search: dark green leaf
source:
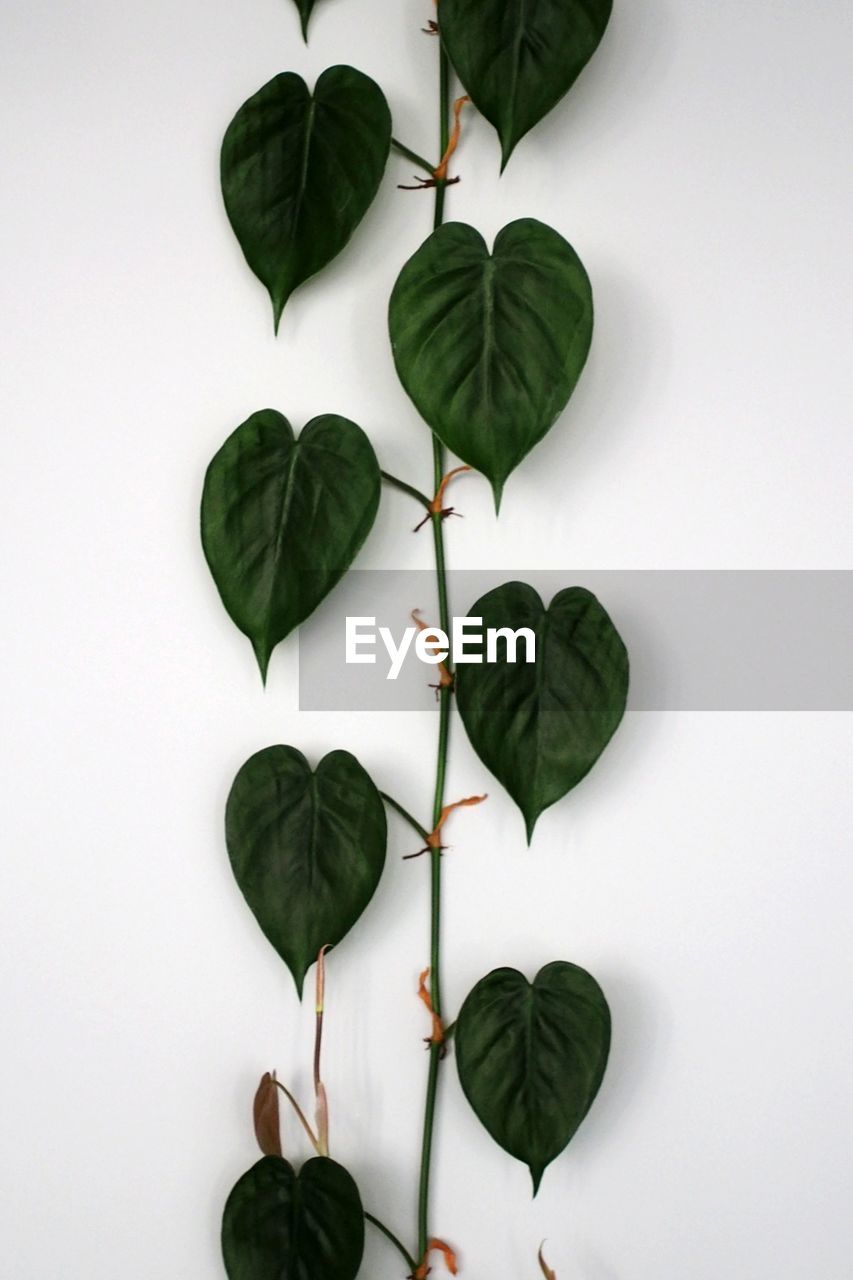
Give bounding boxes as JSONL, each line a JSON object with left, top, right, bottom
{"left": 455, "top": 962, "right": 611, "bottom": 1193}
{"left": 201, "top": 409, "right": 380, "bottom": 681}
{"left": 437, "top": 0, "right": 612, "bottom": 169}
{"left": 222, "top": 1155, "right": 364, "bottom": 1280}
{"left": 292, "top": 0, "right": 316, "bottom": 41}
{"left": 389, "top": 219, "right": 592, "bottom": 508}
{"left": 225, "top": 746, "right": 387, "bottom": 997}
{"left": 455, "top": 582, "right": 628, "bottom": 838}
{"left": 221, "top": 67, "right": 391, "bottom": 329}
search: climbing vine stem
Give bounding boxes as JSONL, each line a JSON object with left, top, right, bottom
{"left": 214, "top": 6, "right": 622, "bottom": 1275}
{"left": 416, "top": 35, "right": 454, "bottom": 1265}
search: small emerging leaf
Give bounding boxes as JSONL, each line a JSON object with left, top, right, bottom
{"left": 222, "top": 1155, "right": 364, "bottom": 1280}
{"left": 253, "top": 1073, "right": 282, "bottom": 1158}
{"left": 438, "top": 0, "right": 612, "bottom": 168}
{"left": 389, "top": 220, "right": 592, "bottom": 507}
{"left": 201, "top": 409, "right": 380, "bottom": 681}
{"left": 455, "top": 582, "right": 628, "bottom": 838}
{"left": 226, "top": 746, "right": 387, "bottom": 997}
{"left": 455, "top": 963, "right": 611, "bottom": 1194}
{"left": 221, "top": 67, "right": 391, "bottom": 328}
{"left": 539, "top": 1244, "right": 557, "bottom": 1280}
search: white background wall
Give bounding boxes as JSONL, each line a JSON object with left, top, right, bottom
{"left": 2, "top": 0, "right": 852, "bottom": 1276}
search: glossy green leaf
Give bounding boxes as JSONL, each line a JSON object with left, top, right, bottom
{"left": 201, "top": 409, "right": 380, "bottom": 681}
{"left": 455, "top": 962, "right": 611, "bottom": 1193}
{"left": 389, "top": 219, "right": 592, "bottom": 508}
{"left": 292, "top": 0, "right": 318, "bottom": 41}
{"left": 221, "top": 67, "right": 391, "bottom": 329}
{"left": 225, "top": 746, "right": 387, "bottom": 997}
{"left": 437, "top": 0, "right": 612, "bottom": 169}
{"left": 455, "top": 582, "right": 628, "bottom": 838}
{"left": 293, "top": 0, "right": 312, "bottom": 40}
{"left": 222, "top": 1155, "right": 364, "bottom": 1280}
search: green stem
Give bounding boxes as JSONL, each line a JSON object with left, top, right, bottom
{"left": 380, "top": 470, "right": 432, "bottom": 511}
{"left": 391, "top": 137, "right": 435, "bottom": 176}
{"left": 432, "top": 45, "right": 452, "bottom": 231}
{"left": 364, "top": 1211, "right": 418, "bottom": 1273}
{"left": 416, "top": 38, "right": 454, "bottom": 1265}
{"left": 380, "top": 791, "right": 431, "bottom": 845}
{"left": 417, "top": 515, "right": 452, "bottom": 1260}
{"left": 417, "top": 1045, "right": 442, "bottom": 1262}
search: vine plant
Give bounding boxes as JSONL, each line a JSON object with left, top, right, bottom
{"left": 201, "top": 2, "right": 626, "bottom": 1277}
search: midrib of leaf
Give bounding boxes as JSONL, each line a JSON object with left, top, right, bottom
{"left": 306, "top": 772, "right": 320, "bottom": 892}
{"left": 522, "top": 982, "right": 548, "bottom": 1184}
{"left": 522, "top": 983, "right": 536, "bottom": 1114}
{"left": 293, "top": 97, "right": 318, "bottom": 245}
{"left": 529, "top": 604, "right": 550, "bottom": 835}
{"left": 290, "top": 1168, "right": 302, "bottom": 1268}
{"left": 478, "top": 257, "right": 497, "bottom": 413}
{"left": 261, "top": 442, "right": 302, "bottom": 658}
{"left": 507, "top": 0, "right": 528, "bottom": 150}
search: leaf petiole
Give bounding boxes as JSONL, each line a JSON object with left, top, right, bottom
{"left": 364, "top": 1211, "right": 418, "bottom": 1272}
{"left": 380, "top": 791, "right": 431, "bottom": 845}
{"left": 380, "top": 470, "right": 433, "bottom": 510}
{"left": 272, "top": 1078, "right": 322, "bottom": 1155}
{"left": 391, "top": 137, "right": 436, "bottom": 175}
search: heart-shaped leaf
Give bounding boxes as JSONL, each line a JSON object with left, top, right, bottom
{"left": 223, "top": 1155, "right": 364, "bottom": 1280}
{"left": 437, "top": 0, "right": 612, "bottom": 169}
{"left": 455, "top": 582, "right": 628, "bottom": 838}
{"left": 201, "top": 409, "right": 380, "bottom": 681}
{"left": 225, "top": 746, "right": 387, "bottom": 996}
{"left": 389, "top": 219, "right": 592, "bottom": 508}
{"left": 455, "top": 962, "right": 611, "bottom": 1193}
{"left": 221, "top": 66, "right": 391, "bottom": 329}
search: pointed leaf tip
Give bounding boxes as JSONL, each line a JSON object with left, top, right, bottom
{"left": 297, "top": 0, "right": 311, "bottom": 42}
{"left": 439, "top": 0, "right": 612, "bottom": 166}
{"left": 252, "top": 637, "right": 271, "bottom": 685}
